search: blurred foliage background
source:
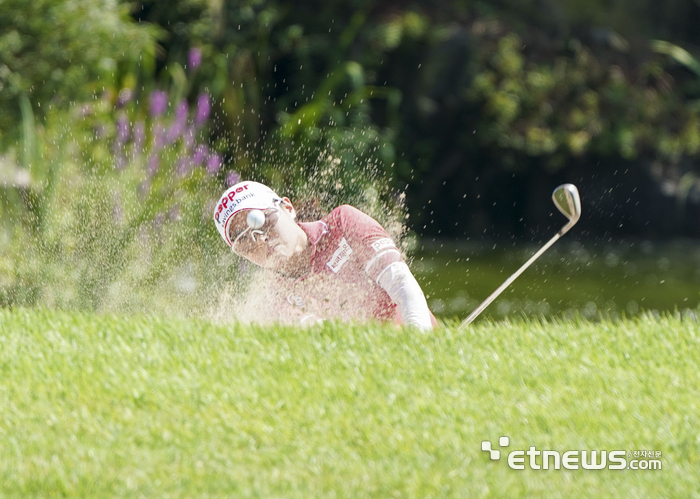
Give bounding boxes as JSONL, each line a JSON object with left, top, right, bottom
{"left": 2, "top": 0, "right": 700, "bottom": 313}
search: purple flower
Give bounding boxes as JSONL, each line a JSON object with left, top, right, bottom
{"left": 167, "top": 125, "right": 183, "bottom": 144}
{"left": 195, "top": 93, "right": 210, "bottom": 126}
{"left": 132, "top": 120, "right": 145, "bottom": 155}
{"left": 193, "top": 144, "right": 208, "bottom": 165}
{"left": 177, "top": 157, "right": 193, "bottom": 177}
{"left": 188, "top": 47, "right": 202, "bottom": 71}
{"left": 116, "top": 114, "right": 130, "bottom": 143}
{"left": 147, "top": 154, "right": 159, "bottom": 177}
{"left": 176, "top": 99, "right": 189, "bottom": 123}
{"left": 114, "top": 151, "right": 126, "bottom": 171}
{"left": 206, "top": 153, "right": 222, "bottom": 175}
{"left": 167, "top": 100, "right": 189, "bottom": 143}
{"left": 150, "top": 90, "right": 168, "bottom": 117}
{"left": 152, "top": 123, "right": 166, "bottom": 151}
{"left": 113, "top": 115, "right": 129, "bottom": 171}
{"left": 226, "top": 170, "right": 241, "bottom": 186}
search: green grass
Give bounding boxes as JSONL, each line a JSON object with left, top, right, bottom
{"left": 1, "top": 308, "right": 698, "bottom": 498}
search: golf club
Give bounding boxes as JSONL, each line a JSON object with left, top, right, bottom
{"left": 458, "top": 183, "right": 582, "bottom": 329}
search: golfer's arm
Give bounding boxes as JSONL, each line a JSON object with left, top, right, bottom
{"left": 377, "top": 262, "right": 433, "bottom": 331}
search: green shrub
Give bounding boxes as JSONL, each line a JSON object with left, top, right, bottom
{"left": 0, "top": 86, "right": 233, "bottom": 313}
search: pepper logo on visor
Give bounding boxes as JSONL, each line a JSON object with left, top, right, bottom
{"left": 214, "top": 184, "right": 251, "bottom": 225}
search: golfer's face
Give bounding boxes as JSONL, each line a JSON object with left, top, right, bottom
{"left": 228, "top": 202, "right": 303, "bottom": 270}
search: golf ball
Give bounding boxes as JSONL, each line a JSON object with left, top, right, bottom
{"left": 246, "top": 209, "right": 265, "bottom": 230}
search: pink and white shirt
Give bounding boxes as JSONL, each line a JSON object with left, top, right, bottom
{"left": 267, "top": 205, "right": 435, "bottom": 325}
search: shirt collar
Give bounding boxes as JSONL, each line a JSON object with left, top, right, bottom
{"left": 298, "top": 220, "right": 329, "bottom": 247}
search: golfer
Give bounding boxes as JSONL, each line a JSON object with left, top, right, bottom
{"left": 214, "top": 181, "right": 436, "bottom": 330}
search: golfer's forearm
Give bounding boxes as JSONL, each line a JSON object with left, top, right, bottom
{"left": 377, "top": 262, "right": 433, "bottom": 331}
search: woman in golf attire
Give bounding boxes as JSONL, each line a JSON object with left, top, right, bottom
{"left": 214, "top": 181, "right": 436, "bottom": 330}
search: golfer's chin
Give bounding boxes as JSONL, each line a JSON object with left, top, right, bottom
{"left": 268, "top": 250, "right": 308, "bottom": 278}
{"left": 248, "top": 251, "right": 284, "bottom": 270}
{"left": 260, "top": 246, "right": 291, "bottom": 271}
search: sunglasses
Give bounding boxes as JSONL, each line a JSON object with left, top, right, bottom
{"left": 229, "top": 202, "right": 283, "bottom": 256}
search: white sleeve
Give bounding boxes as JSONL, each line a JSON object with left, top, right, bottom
{"left": 377, "top": 261, "right": 433, "bottom": 331}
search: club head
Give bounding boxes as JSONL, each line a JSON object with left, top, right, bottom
{"left": 552, "top": 183, "right": 581, "bottom": 233}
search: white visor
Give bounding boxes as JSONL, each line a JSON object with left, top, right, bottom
{"left": 213, "top": 181, "right": 281, "bottom": 246}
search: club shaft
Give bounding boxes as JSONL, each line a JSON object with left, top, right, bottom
{"left": 458, "top": 230, "right": 565, "bottom": 329}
